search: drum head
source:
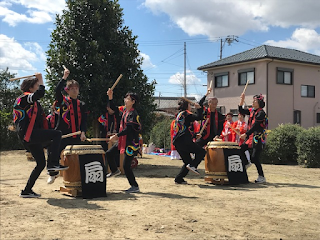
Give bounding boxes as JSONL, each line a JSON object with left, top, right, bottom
{"left": 207, "top": 141, "right": 240, "bottom": 149}
{"left": 63, "top": 145, "right": 105, "bottom": 155}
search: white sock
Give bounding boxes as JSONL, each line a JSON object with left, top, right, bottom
{"left": 245, "top": 150, "right": 251, "bottom": 163}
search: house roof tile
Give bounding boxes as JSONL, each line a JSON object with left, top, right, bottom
{"left": 198, "top": 45, "right": 320, "bottom": 70}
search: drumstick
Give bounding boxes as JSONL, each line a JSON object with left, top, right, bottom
{"left": 61, "top": 131, "right": 81, "bottom": 139}
{"left": 242, "top": 79, "right": 250, "bottom": 94}
{"left": 9, "top": 75, "right": 35, "bottom": 81}
{"left": 227, "top": 123, "right": 241, "bottom": 136}
{"left": 181, "top": 97, "right": 195, "bottom": 106}
{"left": 110, "top": 74, "right": 123, "bottom": 91}
{"left": 62, "top": 65, "right": 67, "bottom": 70}
{"left": 197, "top": 118, "right": 209, "bottom": 139}
{"left": 209, "top": 80, "right": 212, "bottom": 90}
{"left": 86, "top": 138, "right": 109, "bottom": 142}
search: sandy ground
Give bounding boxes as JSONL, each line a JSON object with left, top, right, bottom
{"left": 1, "top": 150, "right": 320, "bottom": 240}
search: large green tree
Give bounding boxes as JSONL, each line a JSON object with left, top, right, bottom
{"left": 0, "top": 68, "right": 23, "bottom": 150}
{"left": 46, "top": 0, "right": 156, "bottom": 137}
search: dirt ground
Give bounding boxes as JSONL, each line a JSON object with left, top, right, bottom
{"left": 1, "top": 150, "right": 320, "bottom": 240}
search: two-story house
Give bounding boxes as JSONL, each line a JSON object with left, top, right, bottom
{"left": 198, "top": 45, "right": 320, "bottom": 129}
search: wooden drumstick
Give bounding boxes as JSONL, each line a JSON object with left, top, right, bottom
{"left": 227, "top": 123, "right": 241, "bottom": 136}
{"left": 242, "top": 79, "right": 250, "bottom": 95}
{"left": 209, "top": 80, "right": 212, "bottom": 90}
{"left": 110, "top": 74, "right": 123, "bottom": 91}
{"left": 86, "top": 138, "right": 109, "bottom": 142}
{"left": 197, "top": 118, "right": 209, "bottom": 139}
{"left": 9, "top": 75, "right": 35, "bottom": 81}
{"left": 62, "top": 65, "right": 67, "bottom": 70}
{"left": 181, "top": 97, "right": 195, "bottom": 106}
{"left": 61, "top": 131, "right": 81, "bottom": 139}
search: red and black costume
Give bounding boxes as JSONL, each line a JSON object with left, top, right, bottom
{"left": 48, "top": 78, "right": 88, "bottom": 177}
{"left": 196, "top": 95, "right": 224, "bottom": 147}
{"left": 239, "top": 105, "right": 266, "bottom": 177}
{"left": 173, "top": 108, "right": 205, "bottom": 184}
{"left": 107, "top": 105, "right": 141, "bottom": 187}
{"left": 98, "top": 97, "right": 119, "bottom": 151}
{"left": 13, "top": 85, "right": 62, "bottom": 193}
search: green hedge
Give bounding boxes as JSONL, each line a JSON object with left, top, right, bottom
{"left": 261, "top": 124, "right": 303, "bottom": 165}
{"left": 297, "top": 127, "right": 320, "bottom": 168}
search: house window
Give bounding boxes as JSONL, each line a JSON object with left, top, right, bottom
{"left": 301, "top": 85, "right": 315, "bottom": 98}
{"left": 217, "top": 106, "right": 225, "bottom": 114}
{"left": 214, "top": 72, "right": 229, "bottom": 88}
{"left": 238, "top": 68, "right": 255, "bottom": 85}
{"left": 277, "top": 67, "right": 293, "bottom": 85}
{"left": 317, "top": 113, "right": 320, "bottom": 123}
{"left": 294, "top": 110, "right": 301, "bottom": 125}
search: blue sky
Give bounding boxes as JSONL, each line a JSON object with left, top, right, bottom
{"left": 1, "top": 0, "right": 320, "bottom": 100}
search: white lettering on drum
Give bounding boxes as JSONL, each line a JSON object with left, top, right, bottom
{"left": 84, "top": 161, "right": 104, "bottom": 184}
{"left": 228, "top": 155, "right": 243, "bottom": 172}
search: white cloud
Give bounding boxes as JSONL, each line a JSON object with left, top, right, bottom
{"left": 143, "top": 0, "right": 320, "bottom": 39}
{"left": 265, "top": 28, "right": 320, "bottom": 53}
{"left": 0, "top": 34, "right": 45, "bottom": 72}
{"left": 0, "top": 0, "right": 65, "bottom": 26}
{"left": 169, "top": 70, "right": 201, "bottom": 85}
{"left": 139, "top": 52, "right": 156, "bottom": 69}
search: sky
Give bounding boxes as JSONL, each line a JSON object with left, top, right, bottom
{"left": 1, "top": 0, "right": 320, "bottom": 100}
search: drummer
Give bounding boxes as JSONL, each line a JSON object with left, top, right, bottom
{"left": 172, "top": 98, "right": 205, "bottom": 184}
{"left": 196, "top": 89, "right": 224, "bottom": 147}
{"left": 239, "top": 93, "right": 267, "bottom": 183}
{"left": 47, "top": 67, "right": 88, "bottom": 184}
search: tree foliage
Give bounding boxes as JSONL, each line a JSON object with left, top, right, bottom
{"left": 45, "top": 0, "right": 156, "bottom": 136}
{"left": 0, "top": 68, "right": 23, "bottom": 150}
{"left": 149, "top": 117, "right": 172, "bottom": 149}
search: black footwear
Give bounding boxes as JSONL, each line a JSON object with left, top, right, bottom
{"left": 186, "top": 164, "right": 200, "bottom": 175}
{"left": 20, "top": 190, "right": 41, "bottom": 198}
{"left": 47, "top": 165, "right": 69, "bottom": 171}
{"left": 175, "top": 179, "right": 188, "bottom": 185}
{"left": 106, "top": 169, "right": 121, "bottom": 178}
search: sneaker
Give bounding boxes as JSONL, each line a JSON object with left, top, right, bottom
{"left": 186, "top": 164, "right": 200, "bottom": 175}
{"left": 255, "top": 176, "right": 266, "bottom": 183}
{"left": 245, "top": 162, "right": 252, "bottom": 170}
{"left": 47, "top": 165, "right": 69, "bottom": 171}
{"left": 47, "top": 175, "right": 59, "bottom": 184}
{"left": 175, "top": 179, "right": 188, "bottom": 185}
{"left": 106, "top": 169, "right": 121, "bottom": 178}
{"left": 20, "top": 190, "right": 41, "bottom": 198}
{"left": 125, "top": 186, "right": 140, "bottom": 193}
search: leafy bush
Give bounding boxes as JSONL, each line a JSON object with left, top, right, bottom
{"left": 297, "top": 127, "right": 320, "bottom": 168}
{"left": 149, "top": 117, "right": 172, "bottom": 149}
{"left": 260, "top": 124, "right": 304, "bottom": 164}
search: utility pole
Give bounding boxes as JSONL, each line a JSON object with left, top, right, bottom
{"left": 184, "top": 42, "right": 187, "bottom": 97}
{"left": 220, "top": 35, "right": 238, "bottom": 59}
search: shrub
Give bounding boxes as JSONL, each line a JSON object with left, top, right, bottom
{"left": 149, "top": 117, "right": 172, "bottom": 149}
{"left": 260, "top": 124, "right": 304, "bottom": 164}
{"left": 297, "top": 127, "right": 320, "bottom": 168}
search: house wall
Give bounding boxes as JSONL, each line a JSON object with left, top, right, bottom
{"left": 268, "top": 61, "right": 320, "bottom": 128}
{"left": 206, "top": 60, "right": 320, "bottom": 129}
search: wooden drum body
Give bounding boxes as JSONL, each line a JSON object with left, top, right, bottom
{"left": 204, "top": 141, "right": 240, "bottom": 184}
{"left": 60, "top": 145, "right": 105, "bottom": 197}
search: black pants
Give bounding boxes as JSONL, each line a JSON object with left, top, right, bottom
{"left": 106, "top": 143, "right": 138, "bottom": 187}
{"left": 23, "top": 129, "right": 62, "bottom": 192}
{"left": 241, "top": 143, "right": 264, "bottom": 177}
{"left": 49, "top": 137, "right": 81, "bottom": 177}
{"left": 174, "top": 137, "right": 206, "bottom": 183}
{"left": 106, "top": 142, "right": 120, "bottom": 173}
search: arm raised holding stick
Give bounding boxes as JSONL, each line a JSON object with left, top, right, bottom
{"left": 9, "top": 75, "right": 36, "bottom": 81}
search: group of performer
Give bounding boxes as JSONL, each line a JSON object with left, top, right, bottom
{"left": 171, "top": 88, "right": 267, "bottom": 184}
{"left": 13, "top": 68, "right": 141, "bottom": 198}
{"left": 12, "top": 67, "right": 267, "bottom": 198}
